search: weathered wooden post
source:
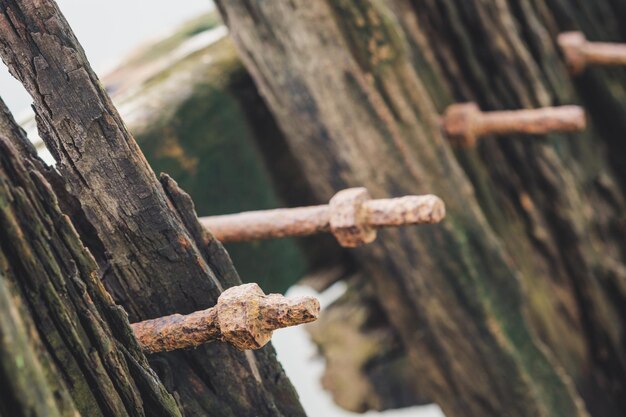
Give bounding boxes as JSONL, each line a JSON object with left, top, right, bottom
{"left": 0, "top": 105, "right": 182, "bottom": 417}
{"left": 215, "top": 1, "right": 626, "bottom": 416}
{"left": 0, "top": 1, "right": 306, "bottom": 415}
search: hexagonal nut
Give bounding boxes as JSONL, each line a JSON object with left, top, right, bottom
{"left": 216, "top": 283, "right": 272, "bottom": 350}
{"left": 442, "top": 103, "right": 481, "bottom": 147}
{"left": 329, "top": 187, "right": 377, "bottom": 248}
{"left": 557, "top": 32, "right": 587, "bottom": 75}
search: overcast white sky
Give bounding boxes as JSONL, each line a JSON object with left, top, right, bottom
{"left": 0, "top": 0, "right": 212, "bottom": 117}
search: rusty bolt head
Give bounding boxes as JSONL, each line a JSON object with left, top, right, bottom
{"left": 558, "top": 32, "right": 588, "bottom": 75}
{"left": 329, "top": 187, "right": 377, "bottom": 248}
{"left": 217, "top": 283, "right": 320, "bottom": 350}
{"left": 442, "top": 103, "right": 481, "bottom": 147}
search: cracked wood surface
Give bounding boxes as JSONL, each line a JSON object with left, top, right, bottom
{"left": 0, "top": 107, "right": 182, "bottom": 417}
{"left": 216, "top": 1, "right": 626, "bottom": 416}
{"left": 0, "top": 1, "right": 305, "bottom": 416}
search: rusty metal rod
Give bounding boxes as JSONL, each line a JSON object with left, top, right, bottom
{"left": 199, "top": 188, "right": 445, "bottom": 248}
{"left": 558, "top": 31, "right": 626, "bottom": 75}
{"left": 201, "top": 205, "right": 331, "bottom": 242}
{"left": 475, "top": 106, "right": 585, "bottom": 136}
{"left": 131, "top": 283, "right": 319, "bottom": 353}
{"left": 442, "top": 103, "right": 586, "bottom": 147}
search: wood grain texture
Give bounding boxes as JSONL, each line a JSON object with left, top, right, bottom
{"left": 394, "top": 1, "right": 626, "bottom": 415}
{"left": 216, "top": 0, "right": 626, "bottom": 416}
{"left": 0, "top": 125, "right": 181, "bottom": 417}
{"left": 0, "top": 1, "right": 305, "bottom": 416}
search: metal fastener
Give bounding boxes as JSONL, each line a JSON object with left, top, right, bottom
{"left": 558, "top": 31, "right": 626, "bottom": 75}
{"left": 131, "top": 283, "right": 320, "bottom": 353}
{"left": 199, "top": 187, "right": 446, "bottom": 248}
{"left": 442, "top": 103, "right": 586, "bottom": 147}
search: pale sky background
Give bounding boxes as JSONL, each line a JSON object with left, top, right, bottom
{"left": 0, "top": 2, "right": 444, "bottom": 416}
{"left": 0, "top": 0, "right": 211, "bottom": 117}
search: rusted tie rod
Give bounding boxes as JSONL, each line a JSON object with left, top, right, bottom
{"left": 132, "top": 283, "right": 319, "bottom": 353}
{"left": 199, "top": 187, "right": 446, "bottom": 248}
{"left": 558, "top": 32, "right": 626, "bottom": 75}
{"left": 442, "top": 103, "right": 586, "bottom": 147}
